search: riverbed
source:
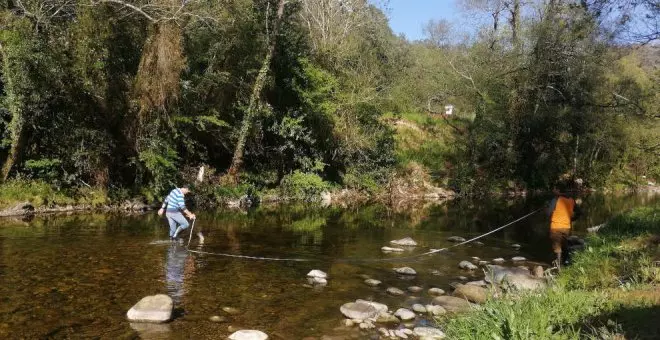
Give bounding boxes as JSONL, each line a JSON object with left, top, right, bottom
{"left": 0, "top": 192, "right": 657, "bottom": 339}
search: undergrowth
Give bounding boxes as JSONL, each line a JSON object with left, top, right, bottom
{"left": 440, "top": 207, "right": 660, "bottom": 340}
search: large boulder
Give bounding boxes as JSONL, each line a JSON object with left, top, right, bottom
{"left": 355, "top": 300, "right": 388, "bottom": 314}
{"left": 390, "top": 237, "right": 418, "bottom": 246}
{"left": 228, "top": 330, "right": 269, "bottom": 340}
{"left": 432, "top": 296, "right": 473, "bottom": 313}
{"left": 485, "top": 265, "right": 547, "bottom": 291}
{"left": 340, "top": 301, "right": 379, "bottom": 320}
{"left": 452, "top": 284, "right": 489, "bottom": 304}
{"left": 126, "top": 294, "right": 173, "bottom": 323}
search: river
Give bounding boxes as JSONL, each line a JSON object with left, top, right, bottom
{"left": 0, "top": 192, "right": 657, "bottom": 339}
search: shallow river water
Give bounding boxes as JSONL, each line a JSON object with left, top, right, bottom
{"left": 0, "top": 192, "right": 657, "bottom": 339}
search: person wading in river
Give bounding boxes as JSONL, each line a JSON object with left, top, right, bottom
{"left": 158, "top": 185, "right": 199, "bottom": 242}
{"left": 547, "top": 180, "right": 581, "bottom": 269}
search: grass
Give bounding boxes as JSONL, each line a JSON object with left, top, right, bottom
{"left": 439, "top": 207, "right": 660, "bottom": 340}
{"left": 0, "top": 180, "right": 109, "bottom": 210}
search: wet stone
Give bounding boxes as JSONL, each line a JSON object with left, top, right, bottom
{"left": 492, "top": 258, "right": 506, "bottom": 264}
{"left": 126, "top": 294, "right": 173, "bottom": 323}
{"left": 387, "top": 287, "right": 405, "bottom": 296}
{"left": 412, "top": 304, "right": 427, "bottom": 313}
{"left": 390, "top": 237, "right": 418, "bottom": 246}
{"left": 459, "top": 261, "right": 478, "bottom": 270}
{"left": 223, "top": 307, "right": 241, "bottom": 315}
{"left": 209, "top": 315, "right": 226, "bottom": 323}
{"left": 408, "top": 286, "right": 423, "bottom": 293}
{"left": 394, "top": 267, "right": 417, "bottom": 275}
{"left": 511, "top": 256, "right": 526, "bottom": 262}
{"left": 340, "top": 302, "right": 379, "bottom": 320}
{"left": 364, "top": 279, "right": 381, "bottom": 287}
{"left": 447, "top": 236, "right": 466, "bottom": 243}
{"left": 425, "top": 305, "right": 446, "bottom": 316}
{"left": 394, "top": 308, "right": 415, "bottom": 321}
{"left": 228, "top": 330, "right": 269, "bottom": 340}
{"left": 307, "top": 270, "right": 328, "bottom": 279}
{"left": 413, "top": 326, "right": 446, "bottom": 339}
{"left": 428, "top": 288, "right": 445, "bottom": 296}
{"left": 382, "top": 246, "right": 405, "bottom": 253}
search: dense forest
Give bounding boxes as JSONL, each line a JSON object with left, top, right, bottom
{"left": 0, "top": 0, "right": 658, "bottom": 206}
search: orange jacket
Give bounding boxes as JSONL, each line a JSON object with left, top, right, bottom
{"left": 549, "top": 196, "right": 575, "bottom": 229}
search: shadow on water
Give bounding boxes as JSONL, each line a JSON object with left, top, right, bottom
{"left": 0, "top": 192, "right": 657, "bottom": 338}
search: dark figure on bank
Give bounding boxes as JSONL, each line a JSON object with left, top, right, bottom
{"left": 547, "top": 181, "right": 581, "bottom": 269}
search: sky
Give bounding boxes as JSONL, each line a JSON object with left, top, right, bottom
{"left": 385, "top": 0, "right": 461, "bottom": 41}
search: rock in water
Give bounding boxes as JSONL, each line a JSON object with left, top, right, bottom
{"left": 364, "top": 279, "right": 382, "bottom": 287}
{"left": 307, "top": 270, "right": 328, "bottom": 279}
{"left": 355, "top": 300, "right": 388, "bottom": 314}
{"left": 387, "top": 287, "right": 405, "bottom": 296}
{"left": 511, "top": 256, "right": 526, "bottom": 262}
{"left": 533, "top": 266, "right": 544, "bottom": 278}
{"left": 209, "top": 315, "right": 226, "bottom": 323}
{"left": 447, "top": 236, "right": 466, "bottom": 242}
{"left": 413, "top": 327, "right": 446, "bottom": 339}
{"left": 425, "top": 305, "right": 446, "bottom": 316}
{"left": 394, "top": 267, "right": 417, "bottom": 275}
{"left": 452, "top": 284, "right": 489, "bottom": 304}
{"left": 432, "top": 296, "right": 473, "bottom": 313}
{"left": 394, "top": 329, "right": 409, "bottom": 339}
{"left": 412, "top": 304, "right": 427, "bottom": 313}
{"left": 485, "top": 265, "right": 546, "bottom": 291}
{"left": 308, "top": 277, "right": 328, "bottom": 286}
{"left": 408, "top": 286, "right": 423, "bottom": 293}
{"left": 228, "top": 330, "right": 269, "bottom": 340}
{"left": 428, "top": 288, "right": 445, "bottom": 296}
{"left": 511, "top": 244, "right": 522, "bottom": 248}
{"left": 340, "top": 302, "right": 379, "bottom": 320}
{"left": 459, "top": 260, "right": 478, "bottom": 270}
{"left": 390, "top": 237, "right": 418, "bottom": 246}
{"left": 364, "top": 279, "right": 381, "bottom": 287}
{"left": 382, "top": 246, "right": 405, "bottom": 252}
{"left": 394, "top": 308, "right": 416, "bottom": 321}
{"left": 375, "top": 312, "right": 400, "bottom": 324}
{"left": 223, "top": 307, "right": 241, "bottom": 315}
{"left": 126, "top": 294, "right": 173, "bottom": 323}
{"left": 492, "top": 258, "right": 506, "bottom": 264}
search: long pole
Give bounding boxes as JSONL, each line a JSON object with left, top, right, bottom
{"left": 187, "top": 219, "right": 196, "bottom": 247}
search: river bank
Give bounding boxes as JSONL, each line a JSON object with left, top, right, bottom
{"left": 438, "top": 207, "right": 660, "bottom": 339}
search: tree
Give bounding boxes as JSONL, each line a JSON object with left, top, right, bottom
{"left": 227, "top": 0, "right": 287, "bottom": 182}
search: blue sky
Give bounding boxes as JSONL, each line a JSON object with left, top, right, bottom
{"left": 385, "top": 0, "right": 460, "bottom": 41}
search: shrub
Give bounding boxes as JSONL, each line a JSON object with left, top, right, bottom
{"left": 280, "top": 171, "right": 331, "bottom": 201}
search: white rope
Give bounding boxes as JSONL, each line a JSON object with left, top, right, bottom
{"left": 184, "top": 208, "right": 542, "bottom": 263}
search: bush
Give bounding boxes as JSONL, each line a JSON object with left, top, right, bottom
{"left": 0, "top": 180, "right": 74, "bottom": 208}
{"left": 280, "top": 171, "right": 332, "bottom": 201}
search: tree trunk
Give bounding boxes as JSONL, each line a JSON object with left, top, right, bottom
{"left": 0, "top": 43, "right": 26, "bottom": 182}
{"left": 510, "top": 0, "right": 520, "bottom": 45}
{"left": 227, "top": 0, "right": 286, "bottom": 182}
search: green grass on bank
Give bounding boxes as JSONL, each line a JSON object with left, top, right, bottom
{"left": 440, "top": 207, "right": 660, "bottom": 340}
{"left": 0, "top": 180, "right": 109, "bottom": 210}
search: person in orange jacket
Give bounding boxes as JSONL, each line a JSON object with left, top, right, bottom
{"left": 546, "top": 181, "right": 581, "bottom": 269}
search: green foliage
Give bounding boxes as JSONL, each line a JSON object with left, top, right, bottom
{"left": 280, "top": 171, "right": 332, "bottom": 201}
{"left": 559, "top": 207, "right": 660, "bottom": 290}
{"left": 443, "top": 289, "right": 607, "bottom": 340}
{"left": 442, "top": 208, "right": 660, "bottom": 340}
